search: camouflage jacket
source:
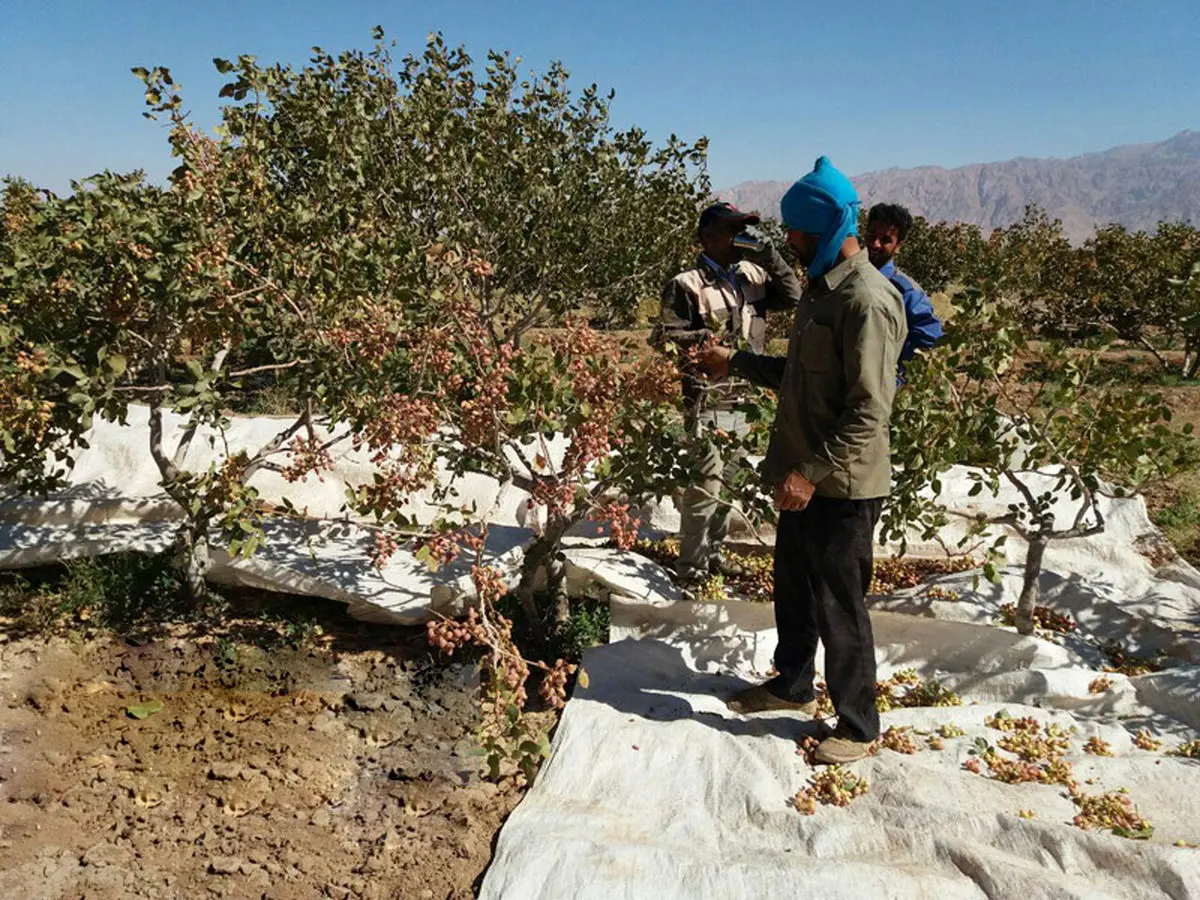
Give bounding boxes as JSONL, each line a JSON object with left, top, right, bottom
{"left": 652, "top": 246, "right": 803, "bottom": 413}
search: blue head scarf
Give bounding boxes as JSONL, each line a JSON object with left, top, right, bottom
{"left": 779, "top": 156, "right": 860, "bottom": 279}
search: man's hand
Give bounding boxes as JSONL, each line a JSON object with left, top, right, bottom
{"left": 696, "top": 344, "right": 733, "bottom": 381}
{"left": 775, "top": 471, "right": 816, "bottom": 511}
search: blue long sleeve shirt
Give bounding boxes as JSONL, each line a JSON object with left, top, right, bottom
{"left": 879, "top": 259, "right": 943, "bottom": 362}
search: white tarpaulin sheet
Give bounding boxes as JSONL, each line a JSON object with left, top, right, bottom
{"left": 5, "top": 407, "right": 1199, "bottom": 638}
{"left": 480, "top": 598, "right": 1200, "bottom": 899}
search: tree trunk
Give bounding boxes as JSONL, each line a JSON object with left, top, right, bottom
{"left": 1015, "top": 532, "right": 1049, "bottom": 635}
{"left": 173, "top": 521, "right": 211, "bottom": 606}
{"left": 515, "top": 515, "right": 575, "bottom": 634}
{"left": 1182, "top": 336, "right": 1200, "bottom": 380}
{"left": 547, "top": 552, "right": 570, "bottom": 627}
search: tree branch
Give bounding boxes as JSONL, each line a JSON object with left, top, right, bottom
{"left": 172, "top": 342, "right": 232, "bottom": 470}
{"left": 228, "top": 359, "right": 309, "bottom": 379}
{"left": 242, "top": 408, "right": 313, "bottom": 480}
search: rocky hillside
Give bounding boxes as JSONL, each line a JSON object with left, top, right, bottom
{"left": 718, "top": 131, "right": 1200, "bottom": 242}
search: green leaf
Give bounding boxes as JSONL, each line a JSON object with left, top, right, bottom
{"left": 127, "top": 699, "right": 164, "bottom": 720}
{"left": 414, "top": 544, "right": 439, "bottom": 572}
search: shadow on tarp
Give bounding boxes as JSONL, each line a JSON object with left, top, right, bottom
{"left": 0, "top": 479, "right": 139, "bottom": 506}
{"left": 0, "top": 521, "right": 176, "bottom": 566}
{"left": 871, "top": 564, "right": 1200, "bottom": 662}
{"left": 577, "top": 637, "right": 829, "bottom": 744}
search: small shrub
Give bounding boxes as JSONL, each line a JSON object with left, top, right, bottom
{"left": 0, "top": 553, "right": 187, "bottom": 634}
{"left": 498, "top": 594, "right": 610, "bottom": 664}
{"left": 558, "top": 600, "right": 611, "bottom": 658}
{"left": 1150, "top": 488, "right": 1200, "bottom": 567}
{"left": 1088, "top": 676, "right": 1114, "bottom": 694}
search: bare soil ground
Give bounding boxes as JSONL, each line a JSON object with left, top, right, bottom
{"left": 0, "top": 608, "right": 541, "bottom": 899}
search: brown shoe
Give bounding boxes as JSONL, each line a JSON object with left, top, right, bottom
{"left": 813, "top": 735, "right": 873, "bottom": 764}
{"left": 726, "top": 685, "right": 818, "bottom": 716}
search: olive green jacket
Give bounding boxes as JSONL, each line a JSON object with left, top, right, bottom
{"left": 730, "top": 250, "right": 907, "bottom": 499}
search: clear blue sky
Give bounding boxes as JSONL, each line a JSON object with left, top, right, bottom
{"left": 2, "top": 0, "right": 1196, "bottom": 195}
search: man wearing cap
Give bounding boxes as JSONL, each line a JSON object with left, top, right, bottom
{"left": 653, "top": 203, "right": 803, "bottom": 587}
{"left": 699, "top": 158, "right": 907, "bottom": 764}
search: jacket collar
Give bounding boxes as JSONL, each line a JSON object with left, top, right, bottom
{"left": 815, "top": 248, "right": 870, "bottom": 293}
{"left": 695, "top": 252, "right": 742, "bottom": 284}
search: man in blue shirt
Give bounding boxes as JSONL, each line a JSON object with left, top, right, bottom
{"left": 863, "top": 204, "right": 943, "bottom": 366}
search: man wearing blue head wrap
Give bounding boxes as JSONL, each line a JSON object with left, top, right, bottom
{"left": 779, "top": 156, "right": 861, "bottom": 280}
{"left": 699, "top": 157, "right": 908, "bottom": 764}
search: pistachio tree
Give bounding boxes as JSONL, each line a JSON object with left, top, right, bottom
{"left": 878, "top": 214, "right": 988, "bottom": 295}
{"left": 883, "top": 284, "right": 1193, "bottom": 634}
{"left": 0, "top": 30, "right": 707, "bottom": 612}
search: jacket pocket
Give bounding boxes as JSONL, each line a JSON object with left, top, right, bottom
{"left": 799, "top": 322, "right": 837, "bottom": 373}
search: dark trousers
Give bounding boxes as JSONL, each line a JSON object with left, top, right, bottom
{"left": 768, "top": 496, "right": 883, "bottom": 743}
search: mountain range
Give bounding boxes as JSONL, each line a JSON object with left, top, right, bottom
{"left": 717, "top": 131, "right": 1200, "bottom": 243}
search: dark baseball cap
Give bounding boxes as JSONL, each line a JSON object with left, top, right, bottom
{"left": 698, "top": 201, "right": 761, "bottom": 230}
